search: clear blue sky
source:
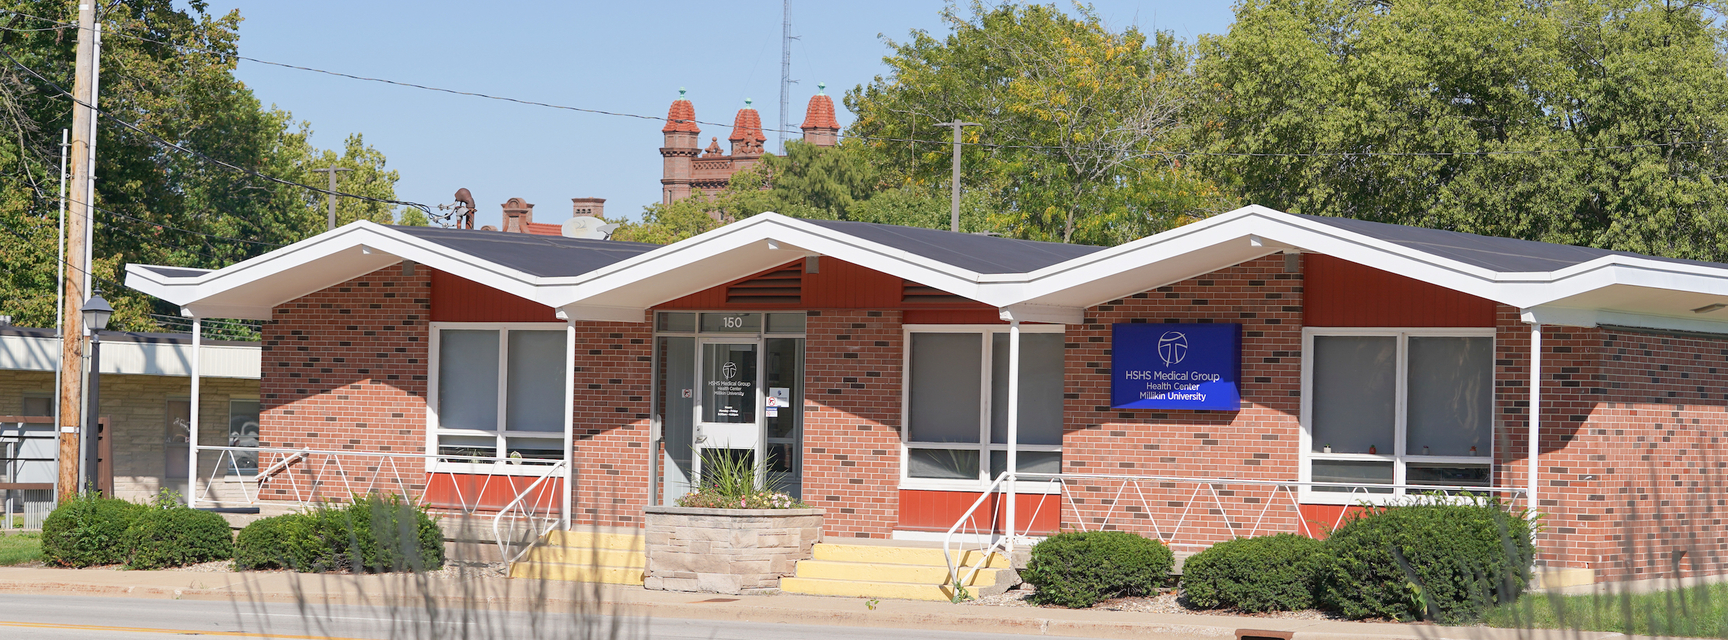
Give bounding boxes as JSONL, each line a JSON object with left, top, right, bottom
{"left": 189, "top": 1, "right": 1235, "bottom": 229}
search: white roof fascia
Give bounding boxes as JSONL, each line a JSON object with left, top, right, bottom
{"left": 545, "top": 213, "right": 1010, "bottom": 310}
{"left": 125, "top": 222, "right": 550, "bottom": 319}
{"left": 1520, "top": 306, "right": 1728, "bottom": 335}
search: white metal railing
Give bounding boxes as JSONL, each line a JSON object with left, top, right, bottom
{"left": 194, "top": 445, "right": 569, "bottom": 563}
{"left": 940, "top": 472, "right": 1530, "bottom": 594}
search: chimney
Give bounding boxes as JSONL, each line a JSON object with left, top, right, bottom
{"left": 500, "top": 197, "right": 534, "bottom": 233}
{"left": 570, "top": 198, "right": 606, "bottom": 220}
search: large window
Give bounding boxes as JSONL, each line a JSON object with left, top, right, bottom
{"left": 429, "top": 323, "right": 568, "bottom": 471}
{"left": 1301, "top": 328, "right": 1494, "bottom": 502}
{"left": 902, "top": 325, "right": 1064, "bottom": 489}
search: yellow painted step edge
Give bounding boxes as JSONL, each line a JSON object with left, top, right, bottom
{"left": 508, "top": 563, "right": 645, "bottom": 585}
{"left": 811, "top": 544, "right": 1007, "bottom": 567}
{"left": 778, "top": 577, "right": 957, "bottom": 602}
{"left": 544, "top": 531, "right": 645, "bottom": 551}
{"left": 792, "top": 560, "right": 1005, "bottom": 586}
{"left": 517, "top": 548, "right": 646, "bottom": 569}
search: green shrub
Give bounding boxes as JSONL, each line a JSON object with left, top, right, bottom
{"left": 124, "top": 505, "right": 234, "bottom": 569}
{"left": 40, "top": 495, "right": 143, "bottom": 567}
{"left": 234, "top": 514, "right": 316, "bottom": 570}
{"left": 1182, "top": 533, "right": 1325, "bottom": 612}
{"left": 1022, "top": 531, "right": 1174, "bottom": 608}
{"left": 236, "top": 495, "right": 443, "bottom": 573}
{"left": 1319, "top": 499, "right": 1534, "bottom": 624}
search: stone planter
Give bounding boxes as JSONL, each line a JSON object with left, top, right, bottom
{"left": 643, "top": 506, "right": 823, "bottom": 595}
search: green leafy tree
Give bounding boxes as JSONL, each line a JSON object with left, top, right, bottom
{"left": 1195, "top": 0, "right": 1728, "bottom": 260}
{"left": 0, "top": 0, "right": 405, "bottom": 331}
{"left": 846, "top": 1, "right": 1233, "bottom": 245}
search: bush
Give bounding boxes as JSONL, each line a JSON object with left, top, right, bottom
{"left": 1182, "top": 533, "right": 1325, "bottom": 612}
{"left": 234, "top": 494, "right": 443, "bottom": 573}
{"left": 1319, "top": 499, "right": 1534, "bottom": 624}
{"left": 124, "top": 505, "right": 234, "bottom": 569}
{"left": 1022, "top": 531, "right": 1174, "bottom": 608}
{"left": 234, "top": 514, "right": 315, "bottom": 570}
{"left": 40, "top": 495, "right": 143, "bottom": 567}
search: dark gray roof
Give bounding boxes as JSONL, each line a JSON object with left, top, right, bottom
{"left": 388, "top": 226, "right": 659, "bottom": 278}
{"left": 800, "top": 219, "right": 1108, "bottom": 274}
{"left": 137, "top": 265, "right": 212, "bottom": 278}
{"left": 1294, "top": 214, "right": 1728, "bottom": 273}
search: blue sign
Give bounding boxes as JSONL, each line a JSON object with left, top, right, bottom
{"left": 1111, "top": 323, "right": 1242, "bottom": 411}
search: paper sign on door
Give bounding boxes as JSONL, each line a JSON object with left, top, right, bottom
{"left": 766, "top": 387, "right": 790, "bottom": 417}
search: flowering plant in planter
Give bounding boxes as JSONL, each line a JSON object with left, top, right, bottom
{"left": 674, "top": 449, "right": 808, "bottom": 509}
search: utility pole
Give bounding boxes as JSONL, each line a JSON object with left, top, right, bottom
{"left": 311, "top": 166, "right": 351, "bottom": 231}
{"left": 778, "top": 0, "right": 797, "bottom": 153}
{"left": 57, "top": 2, "right": 97, "bottom": 503}
{"left": 934, "top": 121, "right": 980, "bottom": 233}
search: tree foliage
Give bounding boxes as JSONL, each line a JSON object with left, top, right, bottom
{"left": 0, "top": 0, "right": 407, "bottom": 331}
{"left": 1195, "top": 0, "right": 1728, "bottom": 260}
{"left": 845, "top": 1, "right": 1232, "bottom": 245}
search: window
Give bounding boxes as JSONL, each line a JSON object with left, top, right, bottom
{"left": 429, "top": 323, "right": 568, "bottom": 471}
{"left": 227, "top": 399, "right": 260, "bottom": 475}
{"left": 902, "top": 325, "right": 1064, "bottom": 489}
{"left": 20, "top": 394, "right": 51, "bottom": 417}
{"left": 1301, "top": 328, "right": 1494, "bottom": 503}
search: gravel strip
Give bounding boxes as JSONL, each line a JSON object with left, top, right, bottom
{"left": 965, "top": 586, "right": 1342, "bottom": 620}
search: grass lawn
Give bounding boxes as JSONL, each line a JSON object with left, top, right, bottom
{"left": 1485, "top": 583, "right": 1728, "bottom": 637}
{"left": 0, "top": 532, "right": 42, "bottom": 566}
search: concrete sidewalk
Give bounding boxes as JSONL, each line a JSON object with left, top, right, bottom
{"left": 0, "top": 566, "right": 1623, "bottom": 640}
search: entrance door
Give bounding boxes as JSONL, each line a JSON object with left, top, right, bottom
{"left": 695, "top": 340, "right": 762, "bottom": 484}
{"left": 164, "top": 399, "right": 190, "bottom": 502}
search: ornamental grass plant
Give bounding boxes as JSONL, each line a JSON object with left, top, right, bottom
{"left": 674, "top": 449, "right": 806, "bottom": 509}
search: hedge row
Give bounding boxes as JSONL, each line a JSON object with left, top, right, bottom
{"left": 234, "top": 494, "right": 444, "bottom": 573}
{"left": 41, "top": 493, "right": 443, "bottom": 573}
{"left": 1178, "top": 499, "right": 1533, "bottom": 624}
{"left": 41, "top": 494, "right": 231, "bottom": 569}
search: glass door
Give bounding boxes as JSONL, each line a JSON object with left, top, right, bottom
{"left": 695, "top": 340, "right": 762, "bottom": 485}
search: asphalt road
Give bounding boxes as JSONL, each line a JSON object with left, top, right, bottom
{"left": 0, "top": 593, "right": 1089, "bottom": 640}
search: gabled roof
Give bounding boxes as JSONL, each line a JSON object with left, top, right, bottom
{"left": 124, "top": 206, "right": 1728, "bottom": 334}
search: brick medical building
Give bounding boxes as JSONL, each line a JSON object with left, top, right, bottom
{"left": 128, "top": 205, "right": 1728, "bottom": 584}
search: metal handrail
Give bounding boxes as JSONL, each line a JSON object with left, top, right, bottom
{"left": 940, "top": 472, "right": 1531, "bottom": 596}
{"left": 491, "top": 458, "right": 568, "bottom": 564}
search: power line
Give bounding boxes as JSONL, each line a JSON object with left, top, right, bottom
{"left": 1, "top": 11, "right": 1718, "bottom": 161}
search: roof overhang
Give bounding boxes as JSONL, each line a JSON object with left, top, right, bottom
{"left": 125, "top": 222, "right": 554, "bottom": 320}
{"left": 543, "top": 213, "right": 1030, "bottom": 320}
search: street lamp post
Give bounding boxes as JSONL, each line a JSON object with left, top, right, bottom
{"left": 80, "top": 290, "right": 111, "bottom": 495}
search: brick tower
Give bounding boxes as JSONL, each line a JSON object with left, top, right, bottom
{"left": 659, "top": 89, "right": 700, "bottom": 205}
{"left": 799, "top": 83, "right": 840, "bottom": 146}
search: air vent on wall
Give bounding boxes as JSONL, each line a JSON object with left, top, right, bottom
{"left": 726, "top": 264, "right": 803, "bottom": 305}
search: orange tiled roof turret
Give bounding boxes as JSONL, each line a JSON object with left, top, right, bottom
{"left": 801, "top": 84, "right": 839, "bottom": 131}
{"left": 662, "top": 88, "right": 699, "bottom": 134}
{"left": 729, "top": 99, "right": 767, "bottom": 144}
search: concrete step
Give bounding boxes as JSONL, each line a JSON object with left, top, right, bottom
{"left": 542, "top": 530, "right": 644, "bottom": 551}
{"left": 811, "top": 543, "right": 1007, "bottom": 568}
{"left": 508, "top": 562, "right": 646, "bottom": 584}
{"left": 793, "top": 560, "right": 1008, "bottom": 586}
{"left": 517, "top": 546, "right": 646, "bottom": 569}
{"left": 778, "top": 576, "right": 961, "bottom": 602}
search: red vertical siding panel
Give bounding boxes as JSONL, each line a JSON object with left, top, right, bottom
{"left": 430, "top": 269, "right": 560, "bottom": 322}
{"left": 1303, "top": 254, "right": 1495, "bottom": 327}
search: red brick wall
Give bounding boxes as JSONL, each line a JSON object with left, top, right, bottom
{"left": 568, "top": 320, "right": 654, "bottom": 528}
{"left": 801, "top": 310, "right": 904, "bottom": 538}
{"left": 260, "top": 266, "right": 432, "bottom": 502}
{"left": 1061, "top": 255, "right": 1307, "bottom": 547}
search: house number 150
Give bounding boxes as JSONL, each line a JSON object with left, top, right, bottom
{"left": 723, "top": 316, "right": 744, "bottom": 328}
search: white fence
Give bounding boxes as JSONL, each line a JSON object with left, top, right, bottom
{"left": 942, "top": 472, "right": 1530, "bottom": 590}
{"left": 195, "top": 445, "right": 568, "bottom": 563}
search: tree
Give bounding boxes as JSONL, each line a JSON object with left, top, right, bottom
{"left": 846, "top": 1, "right": 1232, "bottom": 245}
{"left": 0, "top": 0, "right": 406, "bottom": 331}
{"left": 1195, "top": 0, "right": 1728, "bottom": 260}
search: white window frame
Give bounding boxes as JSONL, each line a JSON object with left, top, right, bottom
{"left": 1299, "top": 327, "right": 1497, "bottom": 505}
{"left": 426, "top": 322, "right": 570, "bottom": 475}
{"left": 900, "top": 324, "right": 1064, "bottom": 493}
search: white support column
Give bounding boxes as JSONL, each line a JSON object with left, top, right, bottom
{"left": 187, "top": 317, "right": 201, "bottom": 508}
{"left": 562, "top": 321, "right": 576, "bottom": 530}
{"left": 1005, "top": 320, "right": 1021, "bottom": 545}
{"left": 1528, "top": 323, "right": 1541, "bottom": 516}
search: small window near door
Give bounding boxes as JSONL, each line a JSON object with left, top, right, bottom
{"left": 903, "top": 326, "right": 1065, "bottom": 487}
{"left": 21, "top": 395, "right": 51, "bottom": 417}
{"left": 430, "top": 324, "right": 568, "bottom": 470}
